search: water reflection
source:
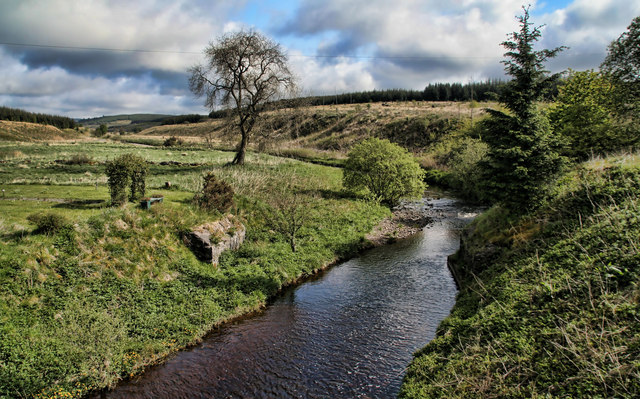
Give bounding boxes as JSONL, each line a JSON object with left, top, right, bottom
{"left": 94, "top": 198, "right": 480, "bottom": 399}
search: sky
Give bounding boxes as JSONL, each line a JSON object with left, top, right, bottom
{"left": 0, "top": 0, "right": 638, "bottom": 118}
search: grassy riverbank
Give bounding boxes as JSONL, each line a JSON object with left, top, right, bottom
{"left": 400, "top": 153, "right": 640, "bottom": 398}
{"left": 0, "top": 141, "right": 389, "bottom": 398}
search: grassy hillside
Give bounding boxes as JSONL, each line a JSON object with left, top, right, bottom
{"left": 130, "top": 101, "right": 486, "bottom": 151}
{"left": 78, "top": 114, "right": 173, "bottom": 125}
{"left": 79, "top": 114, "right": 176, "bottom": 133}
{"left": 0, "top": 121, "right": 87, "bottom": 142}
{"left": 400, "top": 153, "right": 640, "bottom": 398}
{"left": 0, "top": 142, "right": 389, "bottom": 398}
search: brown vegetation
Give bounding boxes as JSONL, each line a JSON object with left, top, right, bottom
{"left": 0, "top": 120, "right": 88, "bottom": 142}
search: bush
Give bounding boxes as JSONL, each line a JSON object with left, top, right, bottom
{"left": 163, "top": 136, "right": 184, "bottom": 147}
{"left": 64, "top": 153, "right": 94, "bottom": 165}
{"left": 549, "top": 70, "right": 626, "bottom": 159}
{"left": 343, "top": 137, "right": 426, "bottom": 206}
{"left": 193, "top": 172, "right": 234, "bottom": 213}
{"left": 105, "top": 154, "right": 148, "bottom": 206}
{"left": 27, "top": 212, "right": 71, "bottom": 235}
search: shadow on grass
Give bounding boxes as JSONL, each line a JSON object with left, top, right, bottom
{"left": 297, "top": 188, "right": 356, "bottom": 201}
{"left": 52, "top": 199, "right": 107, "bottom": 210}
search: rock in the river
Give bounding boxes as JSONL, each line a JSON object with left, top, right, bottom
{"left": 184, "top": 215, "right": 245, "bottom": 266}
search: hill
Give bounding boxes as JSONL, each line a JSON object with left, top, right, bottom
{"left": 79, "top": 114, "right": 177, "bottom": 133}
{"left": 121, "top": 101, "right": 488, "bottom": 163}
{"left": 0, "top": 120, "right": 87, "bottom": 142}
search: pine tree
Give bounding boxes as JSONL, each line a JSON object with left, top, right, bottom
{"left": 480, "top": 7, "right": 566, "bottom": 211}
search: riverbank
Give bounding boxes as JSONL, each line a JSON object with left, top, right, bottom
{"left": 366, "top": 204, "right": 432, "bottom": 246}
{"left": 400, "top": 158, "right": 640, "bottom": 398}
{"left": 85, "top": 196, "right": 468, "bottom": 399}
{"left": 0, "top": 142, "right": 395, "bottom": 399}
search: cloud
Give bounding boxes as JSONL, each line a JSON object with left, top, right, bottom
{"left": 278, "top": 0, "right": 640, "bottom": 91}
{"left": 540, "top": 0, "right": 640, "bottom": 72}
{"left": 0, "top": 0, "right": 240, "bottom": 116}
{"left": 279, "top": 0, "right": 525, "bottom": 89}
{"left": 1, "top": 0, "right": 639, "bottom": 116}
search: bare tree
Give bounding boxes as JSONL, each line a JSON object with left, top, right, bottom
{"left": 189, "top": 30, "right": 295, "bottom": 165}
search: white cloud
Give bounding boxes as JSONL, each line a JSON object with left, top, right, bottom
{"left": 1, "top": 0, "right": 639, "bottom": 116}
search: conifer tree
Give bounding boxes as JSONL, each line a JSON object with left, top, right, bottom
{"left": 480, "top": 7, "right": 565, "bottom": 211}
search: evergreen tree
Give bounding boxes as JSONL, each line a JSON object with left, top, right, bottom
{"left": 480, "top": 7, "right": 565, "bottom": 211}
{"left": 601, "top": 16, "right": 640, "bottom": 127}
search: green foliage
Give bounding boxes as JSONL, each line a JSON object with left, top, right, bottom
{"left": 550, "top": 70, "right": 625, "bottom": 159}
{"left": 105, "top": 153, "right": 149, "bottom": 206}
{"left": 480, "top": 109, "right": 564, "bottom": 210}
{"left": 343, "top": 137, "right": 426, "bottom": 206}
{"left": 499, "top": 8, "right": 566, "bottom": 122}
{"left": 193, "top": 172, "right": 234, "bottom": 213}
{"left": 601, "top": 15, "right": 640, "bottom": 118}
{"left": 26, "top": 212, "right": 71, "bottom": 235}
{"left": 94, "top": 124, "right": 108, "bottom": 137}
{"left": 480, "top": 7, "right": 565, "bottom": 211}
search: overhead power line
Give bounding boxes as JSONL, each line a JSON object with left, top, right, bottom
{"left": 0, "top": 41, "right": 600, "bottom": 61}
{"left": 0, "top": 41, "right": 499, "bottom": 60}
{"left": 0, "top": 41, "right": 201, "bottom": 54}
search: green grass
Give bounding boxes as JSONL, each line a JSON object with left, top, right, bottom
{"left": 0, "top": 141, "right": 389, "bottom": 399}
{"left": 400, "top": 160, "right": 640, "bottom": 398}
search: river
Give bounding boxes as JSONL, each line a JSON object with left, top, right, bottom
{"left": 95, "top": 197, "right": 479, "bottom": 399}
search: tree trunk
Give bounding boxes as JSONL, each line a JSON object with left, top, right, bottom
{"left": 232, "top": 133, "right": 249, "bottom": 165}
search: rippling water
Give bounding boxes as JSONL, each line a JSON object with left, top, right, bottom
{"left": 95, "top": 197, "right": 479, "bottom": 399}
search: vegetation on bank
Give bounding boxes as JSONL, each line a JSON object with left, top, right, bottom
{"left": 0, "top": 142, "right": 389, "bottom": 398}
{"left": 400, "top": 155, "right": 640, "bottom": 398}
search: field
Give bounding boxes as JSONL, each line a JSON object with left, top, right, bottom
{"left": 0, "top": 139, "right": 389, "bottom": 398}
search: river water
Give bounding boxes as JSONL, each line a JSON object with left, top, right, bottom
{"left": 96, "top": 197, "right": 479, "bottom": 399}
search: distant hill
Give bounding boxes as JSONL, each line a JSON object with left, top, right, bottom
{"left": 78, "top": 114, "right": 174, "bottom": 125}
{"left": 78, "top": 114, "right": 203, "bottom": 133}
{"left": 0, "top": 120, "right": 87, "bottom": 142}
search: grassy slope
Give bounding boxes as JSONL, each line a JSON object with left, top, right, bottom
{"left": 0, "top": 142, "right": 389, "bottom": 399}
{"left": 128, "top": 101, "right": 486, "bottom": 153}
{"left": 0, "top": 121, "right": 87, "bottom": 142}
{"left": 400, "top": 154, "right": 640, "bottom": 398}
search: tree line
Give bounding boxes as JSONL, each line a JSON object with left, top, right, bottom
{"left": 0, "top": 106, "right": 79, "bottom": 129}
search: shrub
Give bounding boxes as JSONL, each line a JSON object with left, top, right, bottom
{"left": 549, "top": 70, "right": 626, "bottom": 159}
{"left": 105, "top": 153, "right": 148, "bottom": 206}
{"left": 27, "top": 212, "right": 70, "bottom": 235}
{"left": 93, "top": 124, "right": 108, "bottom": 137}
{"left": 163, "top": 136, "right": 184, "bottom": 147}
{"left": 343, "top": 137, "right": 426, "bottom": 206}
{"left": 193, "top": 172, "right": 234, "bottom": 213}
{"left": 64, "top": 153, "right": 94, "bottom": 165}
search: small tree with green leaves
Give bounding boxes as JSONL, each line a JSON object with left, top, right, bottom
{"left": 344, "top": 137, "right": 426, "bottom": 207}
{"left": 549, "top": 70, "right": 625, "bottom": 159}
{"left": 261, "top": 181, "right": 313, "bottom": 252}
{"left": 480, "top": 7, "right": 565, "bottom": 211}
{"left": 105, "top": 154, "right": 148, "bottom": 206}
{"left": 94, "top": 124, "right": 108, "bottom": 137}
